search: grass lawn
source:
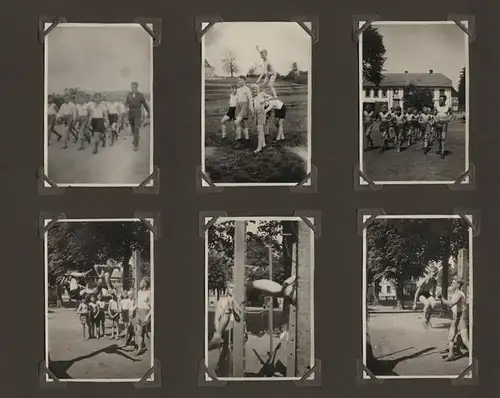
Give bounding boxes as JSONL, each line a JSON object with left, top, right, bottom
{"left": 204, "top": 77, "right": 309, "bottom": 184}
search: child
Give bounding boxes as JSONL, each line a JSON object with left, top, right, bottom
{"left": 255, "top": 46, "right": 277, "bottom": 97}
{"left": 87, "top": 93, "right": 109, "bottom": 155}
{"left": 264, "top": 96, "right": 287, "bottom": 141}
{"left": 363, "top": 105, "right": 374, "bottom": 150}
{"left": 47, "top": 95, "right": 61, "bottom": 145}
{"left": 75, "top": 96, "right": 90, "bottom": 150}
{"left": 121, "top": 290, "right": 136, "bottom": 348}
{"left": 220, "top": 84, "right": 238, "bottom": 143}
{"left": 107, "top": 99, "right": 121, "bottom": 145}
{"left": 56, "top": 95, "right": 77, "bottom": 149}
{"left": 108, "top": 293, "right": 120, "bottom": 339}
{"left": 433, "top": 95, "right": 453, "bottom": 159}
{"left": 406, "top": 108, "right": 419, "bottom": 146}
{"left": 76, "top": 297, "right": 91, "bottom": 340}
{"left": 392, "top": 106, "right": 407, "bottom": 152}
{"left": 419, "top": 107, "right": 434, "bottom": 154}
{"left": 88, "top": 294, "right": 99, "bottom": 339}
{"left": 250, "top": 84, "right": 270, "bottom": 153}
{"left": 377, "top": 105, "right": 392, "bottom": 152}
{"left": 234, "top": 76, "right": 254, "bottom": 149}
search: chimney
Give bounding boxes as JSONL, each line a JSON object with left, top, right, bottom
{"left": 404, "top": 70, "right": 408, "bottom": 73}
{"left": 429, "top": 69, "right": 433, "bottom": 74}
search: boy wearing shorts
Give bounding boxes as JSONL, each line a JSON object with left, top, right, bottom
{"left": 234, "top": 75, "right": 254, "bottom": 149}
{"left": 250, "top": 84, "right": 271, "bottom": 153}
{"left": 264, "top": 96, "right": 287, "bottom": 141}
{"left": 220, "top": 84, "right": 238, "bottom": 144}
{"left": 363, "top": 105, "right": 374, "bottom": 150}
{"left": 47, "top": 95, "right": 61, "bottom": 145}
{"left": 434, "top": 95, "right": 453, "bottom": 159}
{"left": 87, "top": 94, "right": 109, "bottom": 155}
{"left": 392, "top": 106, "right": 407, "bottom": 152}
{"left": 56, "top": 95, "right": 77, "bottom": 149}
{"left": 419, "top": 107, "right": 435, "bottom": 154}
{"left": 256, "top": 46, "right": 277, "bottom": 98}
{"left": 377, "top": 105, "right": 392, "bottom": 152}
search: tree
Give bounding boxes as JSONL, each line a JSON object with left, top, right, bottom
{"left": 362, "top": 25, "right": 387, "bottom": 86}
{"left": 457, "top": 67, "right": 466, "bottom": 111}
{"left": 222, "top": 51, "right": 240, "bottom": 77}
{"left": 366, "top": 218, "right": 468, "bottom": 309}
{"left": 403, "top": 83, "right": 434, "bottom": 111}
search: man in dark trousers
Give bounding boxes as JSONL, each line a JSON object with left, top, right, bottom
{"left": 125, "top": 81, "right": 150, "bottom": 151}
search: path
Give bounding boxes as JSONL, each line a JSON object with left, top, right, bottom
{"left": 363, "top": 119, "right": 466, "bottom": 182}
{"left": 47, "top": 125, "right": 151, "bottom": 185}
{"left": 47, "top": 307, "right": 152, "bottom": 380}
{"left": 368, "top": 311, "right": 470, "bottom": 377}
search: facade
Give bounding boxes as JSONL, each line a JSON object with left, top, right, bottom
{"left": 205, "top": 59, "right": 216, "bottom": 78}
{"left": 362, "top": 70, "right": 453, "bottom": 112}
{"left": 377, "top": 278, "right": 417, "bottom": 300}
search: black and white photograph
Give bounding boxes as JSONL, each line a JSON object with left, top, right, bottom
{"left": 202, "top": 22, "right": 312, "bottom": 186}
{"left": 360, "top": 21, "right": 469, "bottom": 184}
{"left": 363, "top": 215, "right": 473, "bottom": 379}
{"left": 45, "top": 218, "right": 154, "bottom": 382}
{"left": 44, "top": 23, "right": 153, "bottom": 187}
{"left": 205, "top": 217, "right": 314, "bottom": 380}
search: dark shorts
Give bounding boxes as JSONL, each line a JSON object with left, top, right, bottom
{"left": 109, "top": 114, "right": 118, "bottom": 124}
{"left": 62, "top": 115, "right": 74, "bottom": 126}
{"left": 122, "top": 310, "right": 130, "bottom": 323}
{"left": 109, "top": 310, "right": 119, "bottom": 322}
{"left": 91, "top": 118, "right": 105, "bottom": 134}
{"left": 48, "top": 114, "right": 56, "bottom": 126}
{"left": 379, "top": 121, "right": 389, "bottom": 131}
{"left": 225, "top": 107, "right": 236, "bottom": 120}
{"left": 79, "top": 314, "right": 89, "bottom": 325}
{"left": 420, "top": 291, "right": 431, "bottom": 299}
{"left": 274, "top": 105, "right": 287, "bottom": 119}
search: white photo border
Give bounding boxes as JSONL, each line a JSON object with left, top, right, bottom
{"left": 201, "top": 22, "right": 313, "bottom": 187}
{"left": 362, "top": 214, "right": 474, "bottom": 379}
{"left": 44, "top": 217, "right": 155, "bottom": 382}
{"left": 43, "top": 23, "right": 155, "bottom": 188}
{"left": 204, "top": 216, "right": 315, "bottom": 381}
{"left": 358, "top": 21, "right": 470, "bottom": 185}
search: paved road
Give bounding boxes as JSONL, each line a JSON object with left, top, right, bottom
{"left": 47, "top": 125, "right": 151, "bottom": 185}
{"left": 368, "top": 311, "right": 470, "bottom": 377}
{"left": 47, "top": 307, "right": 152, "bottom": 380}
{"left": 363, "top": 119, "right": 466, "bottom": 182}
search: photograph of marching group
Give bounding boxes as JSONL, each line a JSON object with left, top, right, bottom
{"left": 44, "top": 219, "right": 154, "bottom": 382}
{"left": 205, "top": 217, "right": 315, "bottom": 380}
{"left": 363, "top": 215, "right": 473, "bottom": 378}
{"left": 202, "top": 22, "right": 312, "bottom": 186}
{"left": 44, "top": 23, "right": 153, "bottom": 187}
{"left": 359, "top": 21, "right": 469, "bottom": 184}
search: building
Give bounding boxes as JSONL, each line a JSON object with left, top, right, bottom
{"left": 363, "top": 70, "right": 453, "bottom": 112}
{"left": 205, "top": 59, "right": 216, "bottom": 79}
{"left": 377, "top": 278, "right": 417, "bottom": 300}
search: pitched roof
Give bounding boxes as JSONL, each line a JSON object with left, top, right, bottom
{"left": 205, "top": 59, "right": 212, "bottom": 68}
{"left": 364, "top": 72, "right": 453, "bottom": 88}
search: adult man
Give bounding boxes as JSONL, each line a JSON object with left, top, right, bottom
{"left": 413, "top": 265, "right": 439, "bottom": 328}
{"left": 56, "top": 95, "right": 77, "bottom": 149}
{"left": 125, "top": 82, "right": 150, "bottom": 151}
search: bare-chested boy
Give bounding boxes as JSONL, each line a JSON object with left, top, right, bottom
{"left": 413, "top": 266, "right": 439, "bottom": 329}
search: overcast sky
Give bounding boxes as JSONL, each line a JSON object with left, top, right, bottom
{"left": 370, "top": 23, "right": 467, "bottom": 88}
{"left": 47, "top": 24, "right": 152, "bottom": 93}
{"left": 204, "top": 22, "right": 311, "bottom": 76}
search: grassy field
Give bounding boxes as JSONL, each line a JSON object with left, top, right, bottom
{"left": 204, "top": 77, "right": 309, "bottom": 184}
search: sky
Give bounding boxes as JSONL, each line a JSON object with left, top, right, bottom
{"left": 204, "top": 22, "right": 311, "bottom": 76}
{"left": 370, "top": 23, "right": 467, "bottom": 89}
{"left": 47, "top": 24, "right": 152, "bottom": 94}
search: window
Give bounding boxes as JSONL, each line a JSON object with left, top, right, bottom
{"left": 439, "top": 88, "right": 445, "bottom": 97}
{"left": 386, "top": 285, "right": 392, "bottom": 294}
{"left": 373, "top": 89, "right": 379, "bottom": 98}
{"left": 394, "top": 89, "right": 399, "bottom": 94}
{"left": 364, "top": 88, "right": 371, "bottom": 98}
{"left": 382, "top": 89, "right": 387, "bottom": 97}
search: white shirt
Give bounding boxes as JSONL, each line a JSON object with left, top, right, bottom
{"left": 265, "top": 98, "right": 284, "bottom": 111}
{"left": 108, "top": 101, "right": 120, "bottom": 115}
{"left": 229, "top": 93, "right": 238, "bottom": 107}
{"left": 108, "top": 299, "right": 119, "bottom": 312}
{"left": 76, "top": 104, "right": 88, "bottom": 117}
{"left": 435, "top": 104, "right": 450, "bottom": 122}
{"left": 69, "top": 278, "right": 78, "bottom": 291}
{"left": 120, "top": 298, "right": 133, "bottom": 312}
{"left": 89, "top": 102, "right": 108, "bottom": 119}
{"left": 236, "top": 86, "right": 252, "bottom": 103}
{"left": 117, "top": 102, "right": 126, "bottom": 114}
{"left": 57, "top": 102, "right": 76, "bottom": 118}
{"left": 47, "top": 103, "right": 58, "bottom": 116}
{"left": 137, "top": 289, "right": 151, "bottom": 310}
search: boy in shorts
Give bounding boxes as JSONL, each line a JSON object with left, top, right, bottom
{"left": 377, "top": 105, "right": 392, "bottom": 152}
{"left": 392, "top": 106, "right": 407, "bottom": 152}
{"left": 413, "top": 266, "right": 439, "bottom": 329}
{"left": 76, "top": 297, "right": 91, "bottom": 340}
{"left": 250, "top": 84, "right": 270, "bottom": 153}
{"left": 234, "top": 75, "right": 254, "bottom": 149}
{"left": 433, "top": 95, "right": 453, "bottom": 159}
{"left": 56, "top": 95, "right": 77, "bottom": 149}
{"left": 256, "top": 46, "right": 277, "bottom": 97}
{"left": 87, "top": 94, "right": 109, "bottom": 155}
{"left": 363, "top": 104, "right": 374, "bottom": 150}
{"left": 47, "top": 95, "right": 61, "bottom": 145}
{"left": 220, "top": 84, "right": 238, "bottom": 144}
{"left": 264, "top": 96, "right": 287, "bottom": 141}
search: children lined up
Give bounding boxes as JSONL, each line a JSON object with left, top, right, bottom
{"left": 363, "top": 95, "right": 453, "bottom": 159}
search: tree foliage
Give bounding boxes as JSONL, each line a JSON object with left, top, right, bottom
{"left": 362, "top": 25, "right": 387, "bottom": 86}
{"left": 403, "top": 83, "right": 434, "bottom": 111}
{"left": 366, "top": 218, "right": 469, "bottom": 308}
{"left": 222, "top": 51, "right": 240, "bottom": 77}
{"left": 457, "top": 67, "right": 466, "bottom": 111}
{"left": 47, "top": 221, "right": 151, "bottom": 282}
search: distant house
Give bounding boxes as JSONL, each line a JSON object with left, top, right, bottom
{"left": 363, "top": 70, "right": 453, "bottom": 112}
{"left": 205, "top": 59, "right": 216, "bottom": 78}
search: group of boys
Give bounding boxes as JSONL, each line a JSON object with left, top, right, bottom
{"left": 47, "top": 82, "right": 150, "bottom": 154}
{"left": 219, "top": 47, "right": 288, "bottom": 153}
{"left": 363, "top": 95, "right": 453, "bottom": 160}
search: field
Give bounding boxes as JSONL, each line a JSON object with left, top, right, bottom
{"left": 362, "top": 118, "right": 466, "bottom": 182}
{"left": 204, "top": 77, "right": 309, "bottom": 184}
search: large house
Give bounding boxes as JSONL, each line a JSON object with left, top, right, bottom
{"left": 205, "top": 59, "right": 216, "bottom": 78}
{"left": 362, "top": 70, "right": 453, "bottom": 112}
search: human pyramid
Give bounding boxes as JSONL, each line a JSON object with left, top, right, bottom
{"left": 363, "top": 95, "right": 454, "bottom": 159}
{"left": 219, "top": 46, "right": 288, "bottom": 153}
{"left": 57, "top": 259, "right": 152, "bottom": 357}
